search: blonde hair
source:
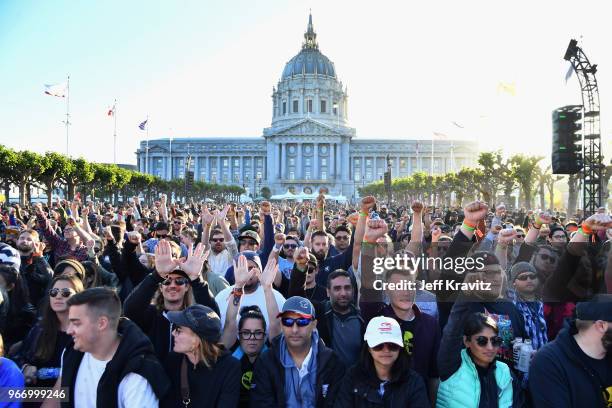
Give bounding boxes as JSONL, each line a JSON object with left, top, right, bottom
{"left": 194, "top": 338, "right": 222, "bottom": 369}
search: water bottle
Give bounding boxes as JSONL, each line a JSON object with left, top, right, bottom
{"left": 517, "top": 339, "right": 533, "bottom": 373}
{"left": 512, "top": 338, "right": 523, "bottom": 369}
{"left": 37, "top": 367, "right": 60, "bottom": 380}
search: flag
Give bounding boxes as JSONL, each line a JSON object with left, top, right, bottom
{"left": 44, "top": 82, "right": 67, "bottom": 97}
{"left": 497, "top": 81, "right": 516, "bottom": 96}
{"left": 564, "top": 63, "right": 574, "bottom": 84}
{"left": 107, "top": 103, "right": 115, "bottom": 117}
{"left": 138, "top": 120, "right": 148, "bottom": 130}
{"left": 451, "top": 121, "right": 464, "bottom": 128}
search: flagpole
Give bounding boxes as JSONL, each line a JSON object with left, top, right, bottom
{"left": 113, "top": 99, "right": 117, "bottom": 164}
{"left": 145, "top": 115, "right": 149, "bottom": 174}
{"left": 64, "top": 75, "right": 71, "bottom": 156}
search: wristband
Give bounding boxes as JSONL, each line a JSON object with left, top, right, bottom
{"left": 580, "top": 223, "right": 593, "bottom": 235}
{"left": 461, "top": 221, "right": 476, "bottom": 232}
{"left": 577, "top": 227, "right": 591, "bottom": 237}
{"left": 359, "top": 211, "right": 368, "bottom": 217}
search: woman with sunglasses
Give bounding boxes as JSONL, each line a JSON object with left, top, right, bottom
{"left": 162, "top": 304, "right": 240, "bottom": 408}
{"left": 437, "top": 311, "right": 519, "bottom": 408}
{"left": 17, "top": 274, "right": 83, "bottom": 390}
{"left": 336, "top": 316, "right": 429, "bottom": 407}
{"left": 220, "top": 254, "right": 281, "bottom": 407}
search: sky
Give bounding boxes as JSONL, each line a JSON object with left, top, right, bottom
{"left": 0, "top": 0, "right": 610, "bottom": 167}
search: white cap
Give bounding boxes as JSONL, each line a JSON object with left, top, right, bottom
{"left": 364, "top": 316, "right": 404, "bottom": 348}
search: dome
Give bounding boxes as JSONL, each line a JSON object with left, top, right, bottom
{"left": 282, "top": 49, "right": 336, "bottom": 79}
{"left": 280, "top": 13, "right": 336, "bottom": 80}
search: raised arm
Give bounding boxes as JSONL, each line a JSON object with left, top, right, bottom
{"left": 259, "top": 257, "right": 281, "bottom": 340}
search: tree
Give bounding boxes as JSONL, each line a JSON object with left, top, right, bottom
{"left": 476, "top": 151, "right": 504, "bottom": 205}
{"left": 0, "top": 146, "right": 17, "bottom": 203}
{"left": 62, "top": 158, "right": 94, "bottom": 200}
{"left": 510, "top": 155, "right": 543, "bottom": 209}
{"left": 9, "top": 150, "right": 47, "bottom": 205}
{"left": 261, "top": 186, "right": 272, "bottom": 199}
{"left": 567, "top": 174, "right": 579, "bottom": 217}
{"left": 38, "top": 152, "right": 74, "bottom": 207}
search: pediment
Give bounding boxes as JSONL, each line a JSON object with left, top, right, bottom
{"left": 274, "top": 119, "right": 343, "bottom": 137}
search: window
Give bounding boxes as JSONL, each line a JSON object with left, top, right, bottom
{"left": 305, "top": 170, "right": 311, "bottom": 180}
{"left": 307, "top": 99, "right": 313, "bottom": 113}
{"left": 289, "top": 171, "right": 295, "bottom": 180}
{"left": 321, "top": 158, "right": 327, "bottom": 166}
{"left": 320, "top": 100, "right": 326, "bottom": 113}
{"left": 333, "top": 102, "right": 338, "bottom": 115}
{"left": 293, "top": 100, "right": 299, "bottom": 113}
{"left": 282, "top": 101, "right": 287, "bottom": 115}
{"left": 321, "top": 171, "right": 327, "bottom": 180}
{"left": 305, "top": 158, "right": 311, "bottom": 166}
{"left": 289, "top": 158, "right": 295, "bottom": 166}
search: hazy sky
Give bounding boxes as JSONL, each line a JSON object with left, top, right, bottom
{"left": 1, "top": 0, "right": 610, "bottom": 166}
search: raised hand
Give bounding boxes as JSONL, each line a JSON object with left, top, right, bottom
{"left": 154, "top": 239, "right": 180, "bottom": 278}
{"left": 583, "top": 213, "right": 612, "bottom": 231}
{"left": 498, "top": 228, "right": 517, "bottom": 245}
{"left": 308, "top": 219, "right": 320, "bottom": 231}
{"left": 360, "top": 196, "right": 376, "bottom": 213}
{"left": 32, "top": 241, "right": 46, "bottom": 257}
{"left": 234, "top": 254, "right": 255, "bottom": 288}
{"left": 364, "top": 219, "right": 388, "bottom": 243}
{"left": 535, "top": 211, "right": 553, "bottom": 226}
{"left": 179, "top": 243, "right": 209, "bottom": 280}
{"left": 260, "top": 201, "right": 271, "bottom": 216}
{"left": 316, "top": 194, "right": 325, "bottom": 209}
{"left": 127, "top": 231, "right": 141, "bottom": 245}
{"left": 274, "top": 233, "right": 286, "bottom": 247}
{"left": 431, "top": 225, "right": 442, "bottom": 242}
{"left": 201, "top": 205, "right": 215, "bottom": 225}
{"left": 259, "top": 257, "right": 278, "bottom": 288}
{"left": 495, "top": 203, "right": 506, "bottom": 218}
{"left": 411, "top": 201, "right": 424, "bottom": 214}
{"left": 463, "top": 201, "right": 489, "bottom": 224}
{"left": 215, "top": 205, "right": 230, "bottom": 224}
{"left": 293, "top": 247, "right": 310, "bottom": 269}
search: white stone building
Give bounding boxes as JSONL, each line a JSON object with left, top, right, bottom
{"left": 136, "top": 14, "right": 478, "bottom": 199}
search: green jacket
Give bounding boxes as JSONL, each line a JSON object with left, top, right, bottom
{"left": 437, "top": 349, "right": 513, "bottom": 408}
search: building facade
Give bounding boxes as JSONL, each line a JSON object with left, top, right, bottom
{"left": 136, "top": 14, "right": 478, "bottom": 199}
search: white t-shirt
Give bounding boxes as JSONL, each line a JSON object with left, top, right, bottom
{"left": 215, "top": 284, "right": 286, "bottom": 330}
{"left": 63, "top": 351, "right": 159, "bottom": 408}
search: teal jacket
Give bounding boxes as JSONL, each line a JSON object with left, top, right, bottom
{"left": 437, "top": 349, "right": 513, "bottom": 408}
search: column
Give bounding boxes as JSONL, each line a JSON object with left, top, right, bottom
{"left": 164, "top": 156, "right": 169, "bottom": 180}
{"left": 194, "top": 156, "right": 200, "bottom": 181}
{"left": 395, "top": 156, "right": 400, "bottom": 177}
{"left": 296, "top": 144, "right": 303, "bottom": 179}
{"left": 313, "top": 143, "right": 319, "bottom": 179}
{"left": 340, "top": 143, "right": 349, "bottom": 183}
{"left": 250, "top": 157, "right": 255, "bottom": 182}
{"left": 408, "top": 154, "right": 412, "bottom": 175}
{"left": 239, "top": 156, "right": 244, "bottom": 184}
{"left": 280, "top": 143, "right": 286, "bottom": 179}
{"left": 336, "top": 143, "right": 342, "bottom": 179}
{"left": 329, "top": 143, "right": 335, "bottom": 180}
{"left": 266, "top": 140, "right": 275, "bottom": 183}
{"left": 217, "top": 156, "right": 222, "bottom": 183}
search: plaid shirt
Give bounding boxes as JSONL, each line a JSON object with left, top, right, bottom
{"left": 36, "top": 214, "right": 88, "bottom": 262}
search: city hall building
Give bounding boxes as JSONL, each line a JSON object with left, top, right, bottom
{"left": 136, "top": 14, "right": 478, "bottom": 199}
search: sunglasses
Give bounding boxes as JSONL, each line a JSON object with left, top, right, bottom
{"left": 283, "top": 244, "right": 298, "bottom": 249}
{"left": 335, "top": 235, "right": 349, "bottom": 241}
{"left": 515, "top": 235, "right": 525, "bottom": 238}
{"left": 552, "top": 235, "right": 566, "bottom": 240}
{"left": 157, "top": 234, "right": 168, "bottom": 239}
{"left": 372, "top": 342, "right": 402, "bottom": 352}
{"left": 281, "top": 317, "right": 312, "bottom": 327}
{"left": 162, "top": 277, "right": 190, "bottom": 286}
{"left": 474, "top": 335, "right": 503, "bottom": 347}
{"left": 49, "top": 288, "right": 74, "bottom": 298}
{"left": 239, "top": 330, "right": 266, "bottom": 340}
{"left": 211, "top": 238, "right": 225, "bottom": 243}
{"left": 539, "top": 253, "right": 557, "bottom": 263}
{"left": 516, "top": 273, "right": 537, "bottom": 281}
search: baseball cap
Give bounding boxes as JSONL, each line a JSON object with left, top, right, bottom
{"left": 307, "top": 253, "right": 318, "bottom": 268}
{"left": 576, "top": 294, "right": 612, "bottom": 321}
{"left": 277, "top": 296, "right": 315, "bottom": 319}
{"left": 364, "top": 316, "right": 404, "bottom": 348}
{"left": 238, "top": 230, "right": 260, "bottom": 245}
{"left": 166, "top": 305, "right": 222, "bottom": 342}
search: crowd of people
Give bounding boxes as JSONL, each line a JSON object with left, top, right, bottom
{"left": 0, "top": 192, "right": 610, "bottom": 407}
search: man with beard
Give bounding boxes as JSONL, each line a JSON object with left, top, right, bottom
{"left": 290, "top": 260, "right": 364, "bottom": 368}
{"left": 529, "top": 294, "right": 612, "bottom": 407}
{"left": 310, "top": 229, "right": 354, "bottom": 286}
{"left": 332, "top": 225, "right": 351, "bottom": 254}
{"left": 15, "top": 229, "right": 53, "bottom": 307}
{"left": 34, "top": 203, "right": 88, "bottom": 262}
{"left": 201, "top": 205, "right": 239, "bottom": 277}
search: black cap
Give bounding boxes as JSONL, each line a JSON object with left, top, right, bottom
{"left": 576, "top": 294, "right": 612, "bottom": 321}
{"left": 166, "top": 305, "right": 222, "bottom": 342}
